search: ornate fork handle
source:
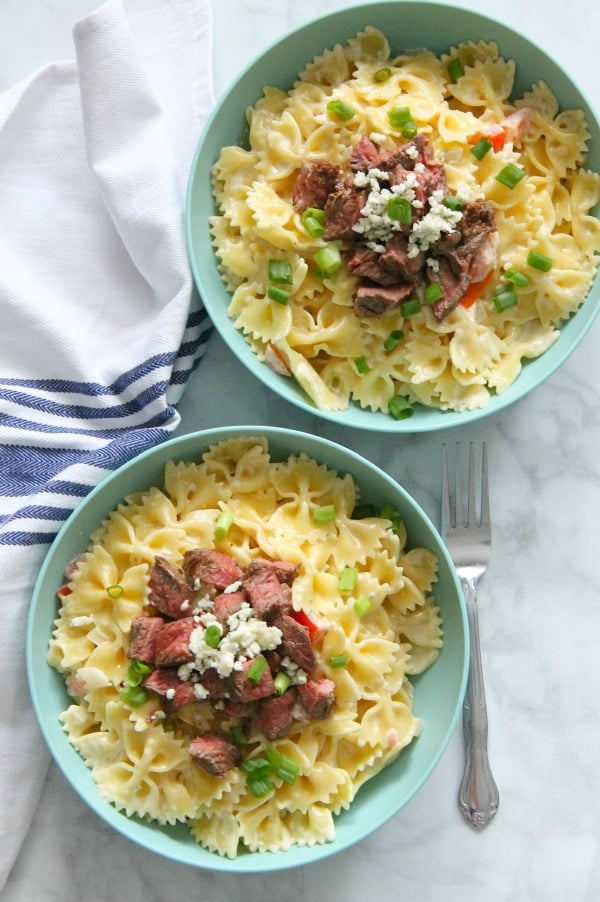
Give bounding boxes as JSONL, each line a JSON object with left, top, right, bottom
{"left": 458, "top": 575, "right": 499, "bottom": 829}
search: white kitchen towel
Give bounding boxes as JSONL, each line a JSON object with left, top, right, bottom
{"left": 0, "top": 0, "right": 213, "bottom": 887}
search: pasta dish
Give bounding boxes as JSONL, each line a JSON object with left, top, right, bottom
{"left": 48, "top": 436, "right": 442, "bottom": 856}
{"left": 210, "top": 28, "right": 600, "bottom": 416}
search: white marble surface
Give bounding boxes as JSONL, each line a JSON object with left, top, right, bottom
{"left": 4, "top": 0, "right": 600, "bottom": 899}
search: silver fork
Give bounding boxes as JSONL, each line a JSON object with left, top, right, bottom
{"left": 442, "top": 442, "right": 499, "bottom": 830}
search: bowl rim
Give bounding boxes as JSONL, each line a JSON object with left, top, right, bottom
{"left": 27, "top": 423, "right": 468, "bottom": 871}
{"left": 185, "top": 0, "right": 600, "bottom": 434}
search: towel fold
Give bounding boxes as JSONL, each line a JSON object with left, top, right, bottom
{"left": 0, "top": 0, "right": 214, "bottom": 887}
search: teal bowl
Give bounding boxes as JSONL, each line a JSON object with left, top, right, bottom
{"left": 27, "top": 425, "right": 467, "bottom": 871}
{"left": 186, "top": 1, "right": 600, "bottom": 432}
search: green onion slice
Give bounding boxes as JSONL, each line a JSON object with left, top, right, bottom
{"left": 388, "top": 395, "right": 414, "bottom": 420}
{"left": 354, "top": 355, "right": 370, "bottom": 374}
{"left": 204, "top": 624, "right": 222, "bottom": 649}
{"left": 268, "top": 285, "right": 291, "bottom": 305}
{"left": 383, "top": 329, "right": 404, "bottom": 352}
{"left": 127, "top": 659, "right": 153, "bottom": 687}
{"left": 329, "top": 654, "right": 348, "bottom": 669}
{"left": 388, "top": 106, "right": 412, "bottom": 129}
{"left": 273, "top": 672, "right": 291, "bottom": 696}
{"left": 300, "top": 207, "right": 326, "bottom": 238}
{"left": 338, "top": 566, "right": 358, "bottom": 592}
{"left": 443, "top": 194, "right": 464, "bottom": 211}
{"left": 493, "top": 285, "right": 518, "bottom": 312}
{"left": 401, "top": 120, "right": 418, "bottom": 139}
{"left": 265, "top": 746, "right": 300, "bottom": 784}
{"left": 241, "top": 756, "right": 272, "bottom": 778}
{"left": 106, "top": 584, "right": 123, "bottom": 599}
{"left": 327, "top": 99, "right": 355, "bottom": 121}
{"left": 447, "top": 57, "right": 464, "bottom": 83}
{"left": 119, "top": 685, "right": 148, "bottom": 707}
{"left": 425, "top": 281, "right": 444, "bottom": 303}
{"left": 353, "top": 594, "right": 371, "bottom": 617}
{"left": 373, "top": 66, "right": 392, "bottom": 82}
{"left": 387, "top": 196, "right": 412, "bottom": 224}
{"left": 503, "top": 268, "right": 531, "bottom": 287}
{"left": 400, "top": 297, "right": 421, "bottom": 317}
{"left": 229, "top": 724, "right": 248, "bottom": 746}
{"left": 314, "top": 245, "right": 342, "bottom": 279}
{"left": 268, "top": 259, "right": 293, "bottom": 284}
{"left": 313, "top": 504, "right": 336, "bottom": 524}
{"left": 495, "top": 163, "right": 526, "bottom": 189}
{"left": 247, "top": 777, "right": 275, "bottom": 798}
{"left": 247, "top": 656, "right": 268, "bottom": 684}
{"left": 214, "top": 509, "right": 234, "bottom": 540}
{"left": 470, "top": 136, "right": 493, "bottom": 161}
{"left": 527, "top": 250, "right": 553, "bottom": 272}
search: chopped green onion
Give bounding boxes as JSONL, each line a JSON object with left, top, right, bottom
{"left": 352, "top": 503, "right": 376, "bottom": 519}
{"left": 387, "top": 196, "right": 412, "bottom": 224}
{"left": 204, "top": 624, "right": 222, "bottom": 648}
{"left": 388, "top": 106, "right": 412, "bottom": 129}
{"left": 495, "top": 163, "right": 526, "bottom": 189}
{"left": 300, "top": 207, "right": 326, "bottom": 238}
{"left": 327, "top": 99, "right": 355, "bottom": 121}
{"left": 388, "top": 395, "right": 414, "bottom": 420}
{"left": 447, "top": 57, "right": 464, "bottom": 83}
{"left": 329, "top": 654, "right": 348, "bottom": 669}
{"left": 527, "top": 250, "right": 553, "bottom": 272}
{"left": 373, "top": 66, "right": 392, "bottom": 82}
{"left": 268, "top": 259, "right": 293, "bottom": 284}
{"left": 379, "top": 503, "right": 402, "bottom": 533}
{"left": 383, "top": 329, "right": 404, "bottom": 352}
{"left": 268, "top": 285, "right": 291, "bottom": 305}
{"left": 443, "top": 194, "right": 464, "bottom": 212}
{"left": 400, "top": 297, "right": 421, "bottom": 317}
{"left": 106, "top": 584, "right": 123, "bottom": 599}
{"left": 214, "top": 509, "right": 234, "bottom": 540}
{"left": 273, "top": 672, "right": 291, "bottom": 696}
{"left": 229, "top": 724, "right": 248, "bottom": 746}
{"left": 247, "top": 656, "right": 268, "bottom": 684}
{"left": 353, "top": 594, "right": 371, "bottom": 617}
{"left": 503, "top": 268, "right": 531, "bottom": 287}
{"left": 119, "top": 685, "right": 148, "bottom": 707}
{"left": 127, "top": 659, "right": 153, "bottom": 687}
{"left": 241, "top": 756, "right": 272, "bottom": 778}
{"left": 470, "top": 136, "right": 493, "bottom": 161}
{"left": 425, "top": 281, "right": 444, "bottom": 304}
{"left": 354, "top": 355, "right": 370, "bottom": 374}
{"left": 402, "top": 120, "right": 418, "bottom": 139}
{"left": 493, "top": 285, "right": 518, "bottom": 312}
{"left": 265, "top": 746, "right": 300, "bottom": 784}
{"left": 338, "top": 566, "right": 358, "bottom": 592}
{"left": 247, "top": 777, "right": 275, "bottom": 798}
{"left": 314, "top": 245, "right": 342, "bottom": 279}
{"left": 313, "top": 504, "right": 336, "bottom": 524}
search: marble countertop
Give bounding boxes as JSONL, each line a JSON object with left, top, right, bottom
{"left": 3, "top": 0, "right": 600, "bottom": 899}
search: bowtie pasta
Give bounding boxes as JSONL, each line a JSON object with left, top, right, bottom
{"left": 210, "top": 28, "right": 600, "bottom": 415}
{"left": 48, "top": 437, "right": 442, "bottom": 857}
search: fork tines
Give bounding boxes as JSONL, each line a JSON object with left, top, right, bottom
{"left": 442, "top": 442, "right": 490, "bottom": 533}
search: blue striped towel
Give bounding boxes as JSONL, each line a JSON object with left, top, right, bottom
{"left": 0, "top": 0, "right": 213, "bottom": 886}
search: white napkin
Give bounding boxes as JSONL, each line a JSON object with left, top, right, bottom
{"left": 0, "top": 0, "right": 213, "bottom": 887}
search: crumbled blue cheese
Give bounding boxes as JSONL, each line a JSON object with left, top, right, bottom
{"left": 407, "top": 189, "right": 462, "bottom": 257}
{"left": 187, "top": 603, "right": 282, "bottom": 678}
{"left": 352, "top": 167, "right": 420, "bottom": 251}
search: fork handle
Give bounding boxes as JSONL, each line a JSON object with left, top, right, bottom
{"left": 458, "top": 576, "right": 499, "bottom": 830}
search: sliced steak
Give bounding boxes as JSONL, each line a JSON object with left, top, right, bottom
{"left": 429, "top": 257, "right": 471, "bottom": 321}
{"left": 297, "top": 678, "right": 336, "bottom": 720}
{"left": 148, "top": 555, "right": 192, "bottom": 619}
{"left": 198, "top": 667, "right": 230, "bottom": 700}
{"left": 354, "top": 280, "right": 414, "bottom": 316}
{"left": 143, "top": 668, "right": 196, "bottom": 711}
{"left": 213, "top": 591, "right": 247, "bottom": 626}
{"left": 255, "top": 689, "right": 298, "bottom": 740}
{"left": 350, "top": 135, "right": 389, "bottom": 172}
{"left": 128, "top": 615, "right": 164, "bottom": 663}
{"left": 188, "top": 732, "right": 238, "bottom": 777}
{"left": 292, "top": 160, "right": 339, "bottom": 212}
{"left": 381, "top": 237, "right": 424, "bottom": 281}
{"left": 245, "top": 557, "right": 299, "bottom": 585}
{"left": 228, "top": 656, "right": 275, "bottom": 703}
{"left": 324, "top": 179, "right": 366, "bottom": 240}
{"left": 272, "top": 614, "right": 315, "bottom": 673}
{"left": 153, "top": 617, "right": 195, "bottom": 667}
{"left": 347, "top": 246, "right": 400, "bottom": 285}
{"left": 243, "top": 569, "right": 293, "bottom": 620}
{"left": 181, "top": 548, "right": 243, "bottom": 592}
